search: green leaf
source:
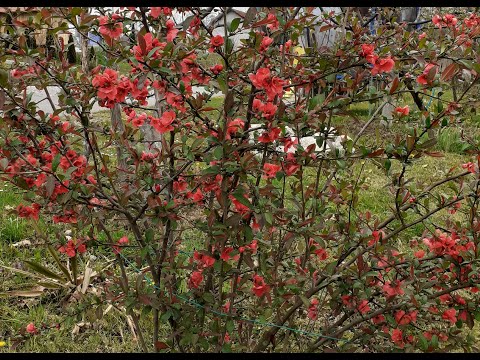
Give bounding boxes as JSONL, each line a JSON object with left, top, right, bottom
{"left": 203, "top": 292, "right": 215, "bottom": 303}
{"left": 226, "top": 319, "right": 235, "bottom": 333}
{"left": 213, "top": 146, "right": 223, "bottom": 160}
{"left": 264, "top": 212, "right": 273, "bottom": 225}
{"left": 52, "top": 153, "right": 61, "bottom": 172}
{"left": 299, "top": 295, "right": 310, "bottom": 307}
{"left": 231, "top": 191, "right": 253, "bottom": 209}
{"left": 24, "top": 260, "right": 64, "bottom": 282}
{"left": 418, "top": 334, "right": 428, "bottom": 351}
{"left": 229, "top": 17, "right": 241, "bottom": 33}
{"left": 145, "top": 228, "right": 154, "bottom": 243}
{"left": 47, "top": 245, "right": 73, "bottom": 283}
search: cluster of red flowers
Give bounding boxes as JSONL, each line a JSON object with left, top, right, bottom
{"left": 132, "top": 32, "right": 167, "bottom": 61}
{"left": 149, "top": 7, "right": 172, "bottom": 18}
{"left": 359, "top": 44, "right": 395, "bottom": 75}
{"left": 248, "top": 67, "right": 286, "bottom": 100}
{"left": 432, "top": 14, "right": 458, "bottom": 28}
{"left": 98, "top": 14, "right": 123, "bottom": 42}
{"left": 58, "top": 239, "right": 87, "bottom": 258}
{"left": 92, "top": 68, "right": 151, "bottom": 108}
{"left": 422, "top": 230, "right": 475, "bottom": 260}
{"left": 17, "top": 203, "right": 41, "bottom": 221}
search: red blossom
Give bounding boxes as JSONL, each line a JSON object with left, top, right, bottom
{"left": 151, "top": 111, "right": 176, "bottom": 134}
{"left": 357, "top": 300, "right": 370, "bottom": 314}
{"left": 371, "top": 56, "right": 395, "bottom": 75}
{"left": 189, "top": 270, "right": 204, "bottom": 289}
{"left": 209, "top": 35, "right": 224, "bottom": 52}
{"left": 308, "top": 298, "right": 319, "bottom": 320}
{"left": 382, "top": 280, "right": 405, "bottom": 298}
{"left": 17, "top": 203, "right": 41, "bottom": 221}
{"left": 252, "top": 274, "right": 270, "bottom": 297}
{"left": 98, "top": 15, "right": 123, "bottom": 40}
{"left": 166, "top": 19, "right": 179, "bottom": 42}
{"left": 417, "top": 63, "right": 437, "bottom": 85}
{"left": 249, "top": 68, "right": 271, "bottom": 89}
{"left": 391, "top": 328, "right": 404, "bottom": 348}
{"left": 220, "top": 247, "right": 234, "bottom": 261}
{"left": 432, "top": 14, "right": 458, "bottom": 28}
{"left": 266, "top": 13, "right": 279, "bottom": 30}
{"left": 462, "top": 162, "right": 476, "bottom": 173}
{"left": 260, "top": 36, "right": 273, "bottom": 52}
{"left": 395, "top": 106, "right": 410, "bottom": 116}
{"left": 442, "top": 308, "right": 457, "bottom": 324}
{"left": 26, "top": 322, "right": 37, "bottom": 334}
{"left": 263, "top": 163, "right": 281, "bottom": 179}
{"left": 193, "top": 251, "right": 216, "bottom": 268}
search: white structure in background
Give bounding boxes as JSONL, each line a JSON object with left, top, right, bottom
{"left": 249, "top": 125, "right": 352, "bottom": 157}
{"left": 204, "top": 7, "right": 250, "bottom": 50}
{"left": 298, "top": 7, "right": 343, "bottom": 50}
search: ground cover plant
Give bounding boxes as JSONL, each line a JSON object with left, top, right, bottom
{"left": 1, "top": 6, "right": 480, "bottom": 353}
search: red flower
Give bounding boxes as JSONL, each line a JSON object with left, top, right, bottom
{"left": 266, "top": 13, "right": 279, "bottom": 30}
{"left": 395, "top": 106, "right": 410, "bottom": 116}
{"left": 210, "top": 64, "right": 223, "bottom": 75}
{"left": 226, "top": 118, "right": 245, "bottom": 139}
{"left": 265, "top": 76, "right": 286, "bottom": 100}
{"left": 371, "top": 56, "right": 395, "bottom": 75}
{"left": 442, "top": 308, "right": 457, "bottom": 324}
{"left": 17, "top": 203, "right": 41, "bottom": 221}
{"left": 92, "top": 68, "right": 119, "bottom": 102}
{"left": 189, "top": 270, "right": 204, "bottom": 289}
{"left": 417, "top": 63, "right": 437, "bottom": 85}
{"left": 193, "top": 251, "right": 216, "bottom": 268}
{"left": 391, "top": 329, "right": 404, "bottom": 348}
{"left": 260, "top": 36, "right": 273, "bottom": 52}
{"left": 209, "top": 35, "right": 224, "bottom": 52}
{"left": 261, "top": 102, "right": 278, "bottom": 119}
{"left": 263, "top": 163, "right": 281, "bottom": 179}
{"left": 357, "top": 300, "right": 370, "bottom": 314}
{"left": 249, "top": 68, "right": 271, "bottom": 89}
{"left": 308, "top": 298, "right": 319, "bottom": 320}
{"left": 26, "top": 322, "right": 37, "bottom": 334}
{"left": 150, "top": 7, "right": 171, "bottom": 18}
{"left": 187, "top": 188, "right": 204, "bottom": 203}
{"left": 98, "top": 15, "right": 123, "bottom": 40}
{"left": 258, "top": 127, "right": 281, "bottom": 143}
{"left": 132, "top": 32, "right": 166, "bottom": 60}
{"left": 368, "top": 230, "right": 384, "bottom": 246}
{"left": 360, "top": 44, "right": 375, "bottom": 58}
{"left": 166, "top": 19, "right": 179, "bottom": 42}
{"left": 414, "top": 250, "right": 425, "bottom": 259}
{"left": 432, "top": 14, "right": 458, "bottom": 28}
{"left": 462, "top": 162, "right": 475, "bottom": 173}
{"left": 382, "top": 280, "right": 405, "bottom": 298}
{"left": 395, "top": 310, "right": 417, "bottom": 325}
{"left": 151, "top": 111, "right": 176, "bottom": 134}
{"left": 314, "top": 247, "right": 328, "bottom": 260}
{"left": 229, "top": 194, "right": 251, "bottom": 215}
{"left": 220, "top": 247, "right": 234, "bottom": 262}
{"left": 372, "top": 314, "right": 385, "bottom": 324}
{"left": 252, "top": 274, "right": 270, "bottom": 297}
{"left": 112, "top": 236, "right": 129, "bottom": 254}
{"left": 252, "top": 99, "right": 265, "bottom": 113}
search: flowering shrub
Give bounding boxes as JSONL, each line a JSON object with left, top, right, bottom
{"left": 1, "top": 6, "right": 480, "bottom": 353}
